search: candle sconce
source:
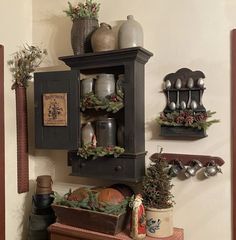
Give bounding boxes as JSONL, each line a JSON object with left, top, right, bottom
{"left": 150, "top": 152, "right": 224, "bottom": 179}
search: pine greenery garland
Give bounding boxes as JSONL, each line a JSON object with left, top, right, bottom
{"left": 80, "top": 92, "right": 124, "bottom": 113}
{"left": 78, "top": 143, "right": 125, "bottom": 159}
{"left": 64, "top": 0, "right": 100, "bottom": 21}
{"left": 157, "top": 110, "right": 219, "bottom": 130}
{"left": 53, "top": 190, "right": 129, "bottom": 215}
{"left": 142, "top": 154, "right": 174, "bottom": 209}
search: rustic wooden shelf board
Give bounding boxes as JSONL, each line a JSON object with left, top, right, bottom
{"left": 49, "top": 223, "right": 184, "bottom": 240}
{"left": 160, "top": 126, "right": 207, "bottom": 139}
{"left": 150, "top": 152, "right": 224, "bottom": 166}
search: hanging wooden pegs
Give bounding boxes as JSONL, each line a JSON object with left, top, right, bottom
{"left": 151, "top": 152, "right": 224, "bottom": 179}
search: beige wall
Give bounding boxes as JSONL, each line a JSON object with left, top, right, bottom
{"left": 0, "top": 0, "right": 33, "bottom": 239}
{"left": 1, "top": 0, "right": 233, "bottom": 239}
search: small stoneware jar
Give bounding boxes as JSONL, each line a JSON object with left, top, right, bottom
{"left": 33, "top": 194, "right": 54, "bottom": 209}
{"left": 81, "top": 77, "right": 94, "bottom": 96}
{"left": 95, "top": 73, "right": 115, "bottom": 99}
{"left": 81, "top": 122, "right": 95, "bottom": 145}
{"left": 36, "top": 175, "right": 53, "bottom": 195}
{"left": 91, "top": 22, "right": 116, "bottom": 52}
{"left": 116, "top": 74, "right": 125, "bottom": 96}
{"left": 117, "top": 124, "right": 125, "bottom": 147}
{"left": 96, "top": 118, "right": 116, "bottom": 147}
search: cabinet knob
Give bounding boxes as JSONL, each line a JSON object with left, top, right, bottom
{"left": 80, "top": 162, "right": 86, "bottom": 168}
{"left": 115, "top": 165, "right": 123, "bottom": 171}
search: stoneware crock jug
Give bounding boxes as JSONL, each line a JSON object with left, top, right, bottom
{"left": 81, "top": 121, "right": 95, "bottom": 145}
{"left": 91, "top": 22, "right": 116, "bottom": 52}
{"left": 95, "top": 73, "right": 115, "bottom": 99}
{"left": 81, "top": 77, "right": 94, "bottom": 96}
{"left": 96, "top": 117, "right": 116, "bottom": 147}
{"left": 118, "top": 15, "right": 143, "bottom": 49}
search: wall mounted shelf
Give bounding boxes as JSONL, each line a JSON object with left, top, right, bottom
{"left": 150, "top": 152, "right": 224, "bottom": 167}
{"left": 157, "top": 68, "right": 218, "bottom": 139}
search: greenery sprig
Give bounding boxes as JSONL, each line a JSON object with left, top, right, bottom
{"left": 157, "top": 110, "right": 219, "bottom": 130}
{"left": 8, "top": 44, "right": 47, "bottom": 90}
{"left": 80, "top": 92, "right": 124, "bottom": 113}
{"left": 64, "top": 0, "right": 100, "bottom": 21}
{"left": 78, "top": 143, "right": 125, "bottom": 159}
{"left": 53, "top": 190, "right": 129, "bottom": 216}
{"left": 142, "top": 153, "right": 174, "bottom": 209}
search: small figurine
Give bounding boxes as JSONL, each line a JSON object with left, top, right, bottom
{"left": 92, "top": 134, "right": 97, "bottom": 147}
{"left": 130, "top": 194, "right": 146, "bottom": 240}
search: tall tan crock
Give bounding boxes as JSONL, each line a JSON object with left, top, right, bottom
{"left": 146, "top": 207, "right": 173, "bottom": 238}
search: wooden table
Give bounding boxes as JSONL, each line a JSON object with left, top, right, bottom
{"left": 49, "top": 223, "right": 184, "bottom": 240}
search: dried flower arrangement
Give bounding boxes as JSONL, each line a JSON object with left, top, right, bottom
{"left": 157, "top": 110, "right": 219, "bottom": 130}
{"left": 78, "top": 143, "right": 124, "bottom": 159}
{"left": 64, "top": 0, "right": 100, "bottom": 21}
{"left": 8, "top": 44, "right": 47, "bottom": 90}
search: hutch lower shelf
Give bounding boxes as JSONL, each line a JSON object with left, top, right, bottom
{"left": 49, "top": 223, "right": 184, "bottom": 240}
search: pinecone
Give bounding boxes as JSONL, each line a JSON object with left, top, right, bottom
{"left": 159, "top": 112, "right": 167, "bottom": 121}
{"left": 194, "top": 113, "right": 204, "bottom": 122}
{"left": 179, "top": 111, "right": 187, "bottom": 118}
{"left": 185, "top": 115, "right": 194, "bottom": 125}
{"left": 176, "top": 116, "right": 185, "bottom": 124}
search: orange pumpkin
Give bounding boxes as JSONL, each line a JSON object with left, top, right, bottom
{"left": 98, "top": 188, "right": 125, "bottom": 205}
{"left": 67, "top": 187, "right": 90, "bottom": 201}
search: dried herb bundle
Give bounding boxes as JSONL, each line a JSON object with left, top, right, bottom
{"left": 8, "top": 45, "right": 47, "bottom": 90}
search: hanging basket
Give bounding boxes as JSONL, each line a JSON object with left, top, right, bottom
{"left": 15, "top": 86, "right": 29, "bottom": 193}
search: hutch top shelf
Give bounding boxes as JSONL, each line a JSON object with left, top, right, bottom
{"left": 59, "top": 47, "right": 153, "bottom": 71}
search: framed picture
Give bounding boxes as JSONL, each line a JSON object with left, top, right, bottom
{"left": 43, "top": 93, "right": 67, "bottom": 126}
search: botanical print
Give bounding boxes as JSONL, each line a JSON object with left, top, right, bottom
{"left": 43, "top": 93, "right": 67, "bottom": 126}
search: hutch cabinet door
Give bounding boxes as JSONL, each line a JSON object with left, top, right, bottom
{"left": 34, "top": 70, "right": 80, "bottom": 149}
